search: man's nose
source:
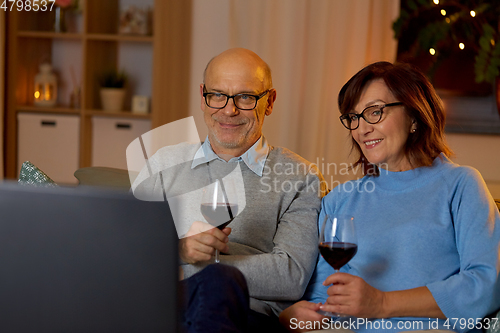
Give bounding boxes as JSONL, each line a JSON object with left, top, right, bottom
{"left": 222, "top": 97, "right": 239, "bottom": 115}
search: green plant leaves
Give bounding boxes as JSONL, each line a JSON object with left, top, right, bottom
{"left": 475, "top": 23, "right": 500, "bottom": 83}
{"left": 394, "top": 0, "right": 500, "bottom": 84}
{"left": 98, "top": 70, "right": 128, "bottom": 88}
{"left": 417, "top": 21, "right": 450, "bottom": 51}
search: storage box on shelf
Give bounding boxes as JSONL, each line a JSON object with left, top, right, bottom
{"left": 17, "top": 113, "right": 80, "bottom": 184}
{"left": 91, "top": 116, "right": 151, "bottom": 170}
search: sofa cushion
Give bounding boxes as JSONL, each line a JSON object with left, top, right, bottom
{"left": 73, "top": 167, "right": 132, "bottom": 192}
{"left": 18, "top": 161, "right": 57, "bottom": 187}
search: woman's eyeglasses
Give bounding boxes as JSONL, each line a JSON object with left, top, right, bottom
{"left": 339, "top": 102, "right": 403, "bottom": 130}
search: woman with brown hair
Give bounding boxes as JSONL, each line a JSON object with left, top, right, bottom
{"left": 280, "top": 62, "right": 500, "bottom": 333}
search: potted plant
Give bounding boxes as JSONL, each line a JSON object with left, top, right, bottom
{"left": 99, "top": 69, "right": 127, "bottom": 112}
{"left": 393, "top": 0, "right": 500, "bottom": 93}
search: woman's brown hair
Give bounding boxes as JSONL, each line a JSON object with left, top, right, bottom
{"left": 338, "top": 61, "right": 453, "bottom": 175}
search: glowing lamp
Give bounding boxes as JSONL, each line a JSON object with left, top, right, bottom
{"left": 34, "top": 63, "right": 57, "bottom": 107}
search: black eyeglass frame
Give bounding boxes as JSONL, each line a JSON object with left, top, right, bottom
{"left": 202, "top": 86, "right": 270, "bottom": 111}
{"left": 339, "top": 102, "right": 404, "bottom": 130}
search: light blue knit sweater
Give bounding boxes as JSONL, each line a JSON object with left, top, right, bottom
{"left": 304, "top": 154, "right": 500, "bottom": 333}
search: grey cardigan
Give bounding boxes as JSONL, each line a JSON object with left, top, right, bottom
{"left": 133, "top": 144, "right": 326, "bottom": 316}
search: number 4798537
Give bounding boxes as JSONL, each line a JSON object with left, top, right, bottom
{"left": 0, "top": 0, "right": 56, "bottom": 11}
{"left": 443, "top": 317, "right": 498, "bottom": 330}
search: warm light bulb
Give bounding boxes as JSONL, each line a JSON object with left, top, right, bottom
{"left": 492, "top": 39, "right": 496, "bottom": 46}
{"left": 441, "top": 9, "right": 446, "bottom": 16}
{"left": 459, "top": 43, "right": 465, "bottom": 50}
{"left": 34, "top": 91, "right": 40, "bottom": 99}
{"left": 429, "top": 48, "right": 436, "bottom": 55}
{"left": 470, "top": 10, "right": 476, "bottom": 17}
{"left": 433, "top": 0, "right": 439, "bottom": 4}
{"left": 44, "top": 83, "right": 51, "bottom": 101}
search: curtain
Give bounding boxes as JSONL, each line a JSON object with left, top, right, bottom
{"left": 189, "top": 0, "right": 400, "bottom": 184}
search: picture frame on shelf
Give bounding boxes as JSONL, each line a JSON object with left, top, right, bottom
{"left": 132, "top": 95, "right": 149, "bottom": 114}
{"left": 118, "top": 6, "right": 153, "bottom": 36}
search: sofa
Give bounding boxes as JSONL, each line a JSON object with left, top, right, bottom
{"left": 18, "top": 162, "right": 500, "bottom": 332}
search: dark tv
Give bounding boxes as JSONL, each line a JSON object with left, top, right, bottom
{"left": 0, "top": 182, "right": 178, "bottom": 333}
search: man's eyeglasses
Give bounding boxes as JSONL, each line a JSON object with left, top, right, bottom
{"left": 203, "top": 86, "right": 270, "bottom": 111}
{"left": 339, "top": 102, "right": 403, "bottom": 130}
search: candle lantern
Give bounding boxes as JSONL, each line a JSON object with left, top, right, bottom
{"left": 34, "top": 63, "right": 57, "bottom": 107}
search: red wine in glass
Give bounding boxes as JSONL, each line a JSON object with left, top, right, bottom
{"left": 318, "top": 215, "right": 357, "bottom": 317}
{"left": 200, "top": 203, "right": 239, "bottom": 230}
{"left": 200, "top": 179, "right": 238, "bottom": 263}
{"left": 318, "top": 242, "right": 357, "bottom": 271}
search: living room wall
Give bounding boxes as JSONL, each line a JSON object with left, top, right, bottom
{"left": 446, "top": 134, "right": 500, "bottom": 198}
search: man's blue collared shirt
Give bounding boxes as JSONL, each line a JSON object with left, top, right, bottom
{"left": 191, "top": 136, "right": 270, "bottom": 177}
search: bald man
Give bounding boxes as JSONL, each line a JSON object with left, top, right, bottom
{"left": 135, "top": 48, "right": 326, "bottom": 331}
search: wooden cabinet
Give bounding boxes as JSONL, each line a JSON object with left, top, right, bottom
{"left": 4, "top": 0, "right": 192, "bottom": 180}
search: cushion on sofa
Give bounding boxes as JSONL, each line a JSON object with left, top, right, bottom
{"left": 18, "top": 161, "right": 57, "bottom": 187}
{"left": 73, "top": 167, "right": 132, "bottom": 192}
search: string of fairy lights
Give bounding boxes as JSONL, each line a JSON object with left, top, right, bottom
{"left": 428, "top": 0, "right": 484, "bottom": 56}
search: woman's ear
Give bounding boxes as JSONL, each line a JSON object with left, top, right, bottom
{"left": 410, "top": 119, "right": 417, "bottom": 133}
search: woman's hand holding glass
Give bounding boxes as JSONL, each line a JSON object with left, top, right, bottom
{"left": 317, "top": 214, "right": 386, "bottom": 318}
{"left": 320, "top": 272, "right": 387, "bottom": 319}
{"left": 318, "top": 214, "right": 358, "bottom": 317}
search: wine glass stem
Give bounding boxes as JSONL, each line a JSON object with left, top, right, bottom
{"left": 215, "top": 249, "right": 220, "bottom": 263}
{"left": 333, "top": 270, "right": 341, "bottom": 316}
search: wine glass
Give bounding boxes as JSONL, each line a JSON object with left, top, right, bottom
{"left": 200, "top": 178, "right": 238, "bottom": 263}
{"left": 318, "top": 214, "right": 357, "bottom": 317}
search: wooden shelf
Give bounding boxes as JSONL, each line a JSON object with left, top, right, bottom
{"left": 86, "top": 34, "right": 153, "bottom": 42}
{"left": 17, "top": 31, "right": 83, "bottom": 39}
{"left": 17, "top": 32, "right": 153, "bottom": 43}
{"left": 4, "top": 0, "right": 192, "bottom": 179}
{"left": 16, "top": 105, "right": 80, "bottom": 115}
{"left": 86, "top": 110, "right": 151, "bottom": 119}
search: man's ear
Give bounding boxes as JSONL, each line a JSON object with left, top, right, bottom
{"left": 265, "top": 89, "right": 277, "bottom": 116}
{"left": 200, "top": 84, "right": 205, "bottom": 110}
